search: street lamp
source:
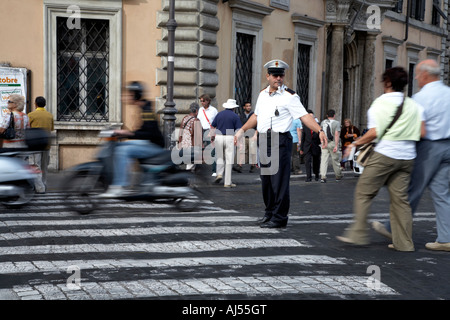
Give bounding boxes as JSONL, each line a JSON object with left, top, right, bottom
{"left": 163, "top": 0, "right": 177, "bottom": 149}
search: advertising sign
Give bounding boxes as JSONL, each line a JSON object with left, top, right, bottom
{"left": 0, "top": 67, "right": 27, "bottom": 119}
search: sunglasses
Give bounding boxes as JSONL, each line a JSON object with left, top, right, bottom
{"left": 7, "top": 100, "right": 15, "bottom": 104}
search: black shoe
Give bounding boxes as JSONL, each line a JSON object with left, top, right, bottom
{"left": 249, "top": 165, "right": 256, "bottom": 173}
{"left": 315, "top": 175, "right": 319, "bottom": 181}
{"left": 233, "top": 165, "right": 242, "bottom": 173}
{"left": 257, "top": 216, "right": 271, "bottom": 224}
{"left": 260, "top": 220, "right": 287, "bottom": 229}
{"left": 305, "top": 177, "right": 312, "bottom": 182}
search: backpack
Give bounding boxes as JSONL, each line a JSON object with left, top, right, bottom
{"left": 322, "top": 119, "right": 334, "bottom": 141}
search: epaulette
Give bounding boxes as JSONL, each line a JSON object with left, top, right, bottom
{"left": 285, "top": 88, "right": 296, "bottom": 95}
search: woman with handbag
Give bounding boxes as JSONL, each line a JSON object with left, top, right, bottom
{"left": 337, "top": 67, "right": 424, "bottom": 252}
{"left": 1, "top": 94, "right": 30, "bottom": 148}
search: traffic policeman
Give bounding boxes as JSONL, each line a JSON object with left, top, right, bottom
{"left": 235, "top": 59, "right": 327, "bottom": 228}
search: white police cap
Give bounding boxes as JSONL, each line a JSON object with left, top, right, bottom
{"left": 264, "top": 59, "right": 289, "bottom": 75}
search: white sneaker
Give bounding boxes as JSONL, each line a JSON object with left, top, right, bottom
{"left": 212, "top": 173, "right": 217, "bottom": 177}
{"left": 98, "top": 185, "right": 125, "bottom": 198}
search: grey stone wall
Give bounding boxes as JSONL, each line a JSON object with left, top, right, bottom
{"left": 156, "top": 0, "right": 220, "bottom": 123}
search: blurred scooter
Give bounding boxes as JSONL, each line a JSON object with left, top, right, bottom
{"left": 0, "top": 128, "right": 50, "bottom": 208}
{"left": 60, "top": 130, "right": 206, "bottom": 215}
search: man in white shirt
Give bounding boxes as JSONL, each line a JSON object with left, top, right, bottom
{"left": 319, "top": 109, "right": 342, "bottom": 182}
{"left": 197, "top": 94, "right": 218, "bottom": 176}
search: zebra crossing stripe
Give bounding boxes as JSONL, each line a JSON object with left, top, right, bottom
{"left": 11, "top": 275, "right": 398, "bottom": 299}
{"left": 0, "top": 209, "right": 239, "bottom": 218}
{"left": 0, "top": 238, "right": 310, "bottom": 256}
{"left": 0, "top": 255, "right": 345, "bottom": 274}
{"left": 0, "top": 215, "right": 255, "bottom": 227}
{"left": 0, "top": 193, "right": 404, "bottom": 299}
{"left": 0, "top": 226, "right": 279, "bottom": 241}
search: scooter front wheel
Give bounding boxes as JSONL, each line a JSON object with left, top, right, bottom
{"left": 62, "top": 171, "right": 106, "bottom": 215}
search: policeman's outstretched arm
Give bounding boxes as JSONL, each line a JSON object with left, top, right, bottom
{"left": 299, "top": 114, "right": 328, "bottom": 148}
{"left": 234, "top": 113, "right": 257, "bottom": 145}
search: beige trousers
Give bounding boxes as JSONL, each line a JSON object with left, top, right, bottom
{"left": 319, "top": 140, "right": 342, "bottom": 179}
{"left": 343, "top": 152, "right": 415, "bottom": 251}
{"left": 215, "top": 135, "right": 235, "bottom": 186}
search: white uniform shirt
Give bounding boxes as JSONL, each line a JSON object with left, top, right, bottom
{"left": 197, "top": 106, "right": 218, "bottom": 130}
{"left": 254, "top": 85, "right": 308, "bottom": 133}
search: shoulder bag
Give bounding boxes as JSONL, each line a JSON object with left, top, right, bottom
{"left": 356, "top": 97, "right": 405, "bottom": 167}
{"left": 0, "top": 112, "right": 16, "bottom": 140}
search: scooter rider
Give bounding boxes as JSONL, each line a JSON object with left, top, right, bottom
{"left": 99, "top": 81, "right": 165, "bottom": 198}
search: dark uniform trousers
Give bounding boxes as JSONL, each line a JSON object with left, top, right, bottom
{"left": 258, "top": 131, "right": 292, "bottom": 225}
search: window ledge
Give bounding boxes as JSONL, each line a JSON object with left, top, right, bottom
{"left": 55, "top": 121, "right": 122, "bottom": 131}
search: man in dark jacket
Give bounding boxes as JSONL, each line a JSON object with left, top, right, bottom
{"left": 100, "top": 81, "right": 165, "bottom": 197}
{"left": 300, "top": 110, "right": 321, "bottom": 182}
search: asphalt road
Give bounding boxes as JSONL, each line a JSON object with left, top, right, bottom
{"left": 0, "top": 166, "right": 448, "bottom": 312}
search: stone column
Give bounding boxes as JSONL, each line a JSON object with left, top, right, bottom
{"left": 327, "top": 24, "right": 345, "bottom": 122}
{"left": 360, "top": 31, "right": 378, "bottom": 129}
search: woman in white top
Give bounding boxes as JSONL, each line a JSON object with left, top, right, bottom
{"left": 1, "top": 94, "right": 30, "bottom": 148}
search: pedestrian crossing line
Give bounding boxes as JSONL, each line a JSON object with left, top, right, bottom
{"left": 0, "top": 226, "right": 280, "bottom": 241}
{"left": 11, "top": 275, "right": 398, "bottom": 299}
{"left": 0, "top": 238, "right": 310, "bottom": 256}
{"left": 0, "top": 215, "right": 253, "bottom": 227}
{"left": 2, "top": 203, "right": 219, "bottom": 211}
{"left": 289, "top": 212, "right": 436, "bottom": 224}
{"left": 0, "top": 209, "right": 239, "bottom": 218}
{"left": 0, "top": 254, "right": 346, "bottom": 274}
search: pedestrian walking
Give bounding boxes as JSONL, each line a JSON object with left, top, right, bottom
{"left": 211, "top": 99, "right": 242, "bottom": 188}
{"left": 319, "top": 109, "right": 342, "bottom": 183}
{"left": 372, "top": 60, "right": 450, "bottom": 252}
{"left": 337, "top": 67, "right": 423, "bottom": 252}
{"left": 234, "top": 59, "right": 327, "bottom": 228}
{"left": 301, "top": 110, "right": 321, "bottom": 182}
{"left": 197, "top": 94, "right": 218, "bottom": 177}
{"left": 28, "top": 96, "right": 54, "bottom": 193}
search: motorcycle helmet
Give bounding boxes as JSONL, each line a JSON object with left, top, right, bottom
{"left": 126, "top": 81, "right": 144, "bottom": 101}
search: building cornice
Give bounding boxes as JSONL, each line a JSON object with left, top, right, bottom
{"left": 227, "top": 0, "right": 273, "bottom": 17}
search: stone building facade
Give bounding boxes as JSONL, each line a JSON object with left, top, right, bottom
{"left": 0, "top": 0, "right": 447, "bottom": 170}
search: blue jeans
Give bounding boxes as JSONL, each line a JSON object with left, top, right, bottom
{"left": 112, "top": 140, "right": 164, "bottom": 186}
{"left": 384, "top": 139, "right": 450, "bottom": 242}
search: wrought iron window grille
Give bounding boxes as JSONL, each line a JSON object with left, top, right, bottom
{"left": 234, "top": 32, "right": 254, "bottom": 117}
{"left": 56, "top": 17, "right": 110, "bottom": 122}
